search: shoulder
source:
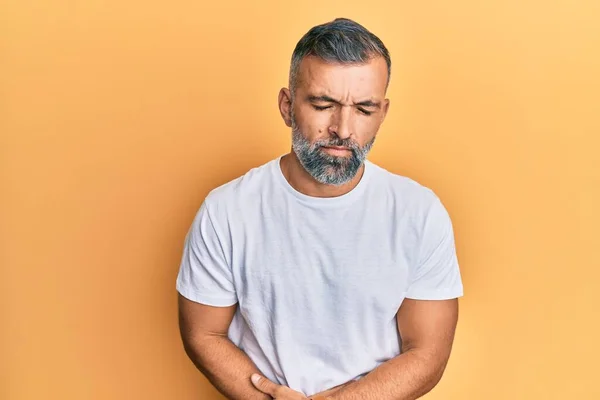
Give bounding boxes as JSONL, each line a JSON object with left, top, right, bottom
{"left": 203, "top": 157, "right": 277, "bottom": 215}
{"left": 366, "top": 160, "right": 454, "bottom": 235}
{"left": 367, "top": 160, "right": 440, "bottom": 208}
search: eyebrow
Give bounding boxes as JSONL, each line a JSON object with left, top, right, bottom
{"left": 307, "top": 95, "right": 381, "bottom": 109}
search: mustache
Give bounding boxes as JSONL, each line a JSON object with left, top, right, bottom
{"left": 315, "top": 137, "right": 360, "bottom": 150}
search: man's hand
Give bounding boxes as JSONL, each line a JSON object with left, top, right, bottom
{"left": 251, "top": 374, "right": 307, "bottom": 399}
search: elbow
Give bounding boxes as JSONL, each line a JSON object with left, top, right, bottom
{"left": 181, "top": 336, "right": 197, "bottom": 359}
{"left": 403, "top": 348, "right": 451, "bottom": 398}
{"left": 409, "top": 363, "right": 446, "bottom": 400}
{"left": 423, "top": 356, "right": 451, "bottom": 395}
{"left": 180, "top": 331, "right": 228, "bottom": 375}
{"left": 180, "top": 336, "right": 214, "bottom": 378}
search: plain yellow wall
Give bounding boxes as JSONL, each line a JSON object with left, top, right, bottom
{"left": 2, "top": 0, "right": 599, "bottom": 399}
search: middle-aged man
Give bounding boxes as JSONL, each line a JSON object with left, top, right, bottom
{"left": 177, "top": 17, "right": 464, "bottom": 400}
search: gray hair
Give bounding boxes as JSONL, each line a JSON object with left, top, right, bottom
{"left": 288, "top": 18, "right": 391, "bottom": 96}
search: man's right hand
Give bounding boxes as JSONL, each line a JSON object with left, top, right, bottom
{"left": 251, "top": 374, "right": 307, "bottom": 399}
{"left": 250, "top": 373, "right": 354, "bottom": 400}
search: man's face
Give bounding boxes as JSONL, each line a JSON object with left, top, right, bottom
{"left": 287, "top": 55, "right": 390, "bottom": 186}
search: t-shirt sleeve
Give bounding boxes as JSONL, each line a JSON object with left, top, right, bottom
{"left": 176, "top": 201, "right": 238, "bottom": 306}
{"left": 405, "top": 196, "right": 464, "bottom": 300}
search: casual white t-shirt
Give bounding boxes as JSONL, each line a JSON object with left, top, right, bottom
{"left": 176, "top": 155, "right": 463, "bottom": 396}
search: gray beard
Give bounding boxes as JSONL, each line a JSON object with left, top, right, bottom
{"left": 291, "top": 120, "right": 375, "bottom": 186}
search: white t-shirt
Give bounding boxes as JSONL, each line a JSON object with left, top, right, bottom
{"left": 176, "top": 155, "right": 463, "bottom": 396}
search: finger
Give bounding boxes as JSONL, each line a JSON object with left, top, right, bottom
{"left": 251, "top": 374, "right": 279, "bottom": 396}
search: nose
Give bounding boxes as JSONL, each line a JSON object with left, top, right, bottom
{"left": 328, "top": 106, "right": 353, "bottom": 139}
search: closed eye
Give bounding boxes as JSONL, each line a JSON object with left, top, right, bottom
{"left": 312, "top": 105, "right": 332, "bottom": 111}
{"left": 358, "top": 108, "right": 373, "bottom": 116}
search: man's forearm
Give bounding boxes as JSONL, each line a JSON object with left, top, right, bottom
{"left": 183, "top": 335, "right": 270, "bottom": 400}
{"left": 324, "top": 349, "right": 447, "bottom": 400}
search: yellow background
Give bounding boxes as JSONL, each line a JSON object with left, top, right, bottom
{"left": 2, "top": 1, "right": 599, "bottom": 399}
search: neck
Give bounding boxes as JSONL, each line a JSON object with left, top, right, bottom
{"left": 280, "top": 151, "right": 365, "bottom": 198}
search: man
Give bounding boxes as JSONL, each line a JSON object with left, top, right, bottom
{"left": 176, "top": 18, "right": 463, "bottom": 400}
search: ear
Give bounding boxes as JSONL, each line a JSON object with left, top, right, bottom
{"left": 380, "top": 98, "right": 390, "bottom": 124}
{"left": 278, "top": 87, "right": 293, "bottom": 127}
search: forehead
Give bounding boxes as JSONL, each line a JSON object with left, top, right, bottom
{"left": 296, "top": 55, "right": 388, "bottom": 99}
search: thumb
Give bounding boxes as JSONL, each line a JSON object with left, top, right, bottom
{"left": 251, "top": 374, "right": 278, "bottom": 396}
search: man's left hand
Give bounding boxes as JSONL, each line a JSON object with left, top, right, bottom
{"left": 251, "top": 374, "right": 308, "bottom": 399}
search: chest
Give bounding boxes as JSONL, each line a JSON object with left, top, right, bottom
{"left": 230, "top": 207, "right": 413, "bottom": 319}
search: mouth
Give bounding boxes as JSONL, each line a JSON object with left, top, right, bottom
{"left": 322, "top": 145, "right": 352, "bottom": 151}
{"left": 321, "top": 146, "right": 352, "bottom": 156}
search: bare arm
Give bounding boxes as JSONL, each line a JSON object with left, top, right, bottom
{"left": 322, "top": 298, "right": 459, "bottom": 400}
{"left": 178, "top": 294, "right": 270, "bottom": 400}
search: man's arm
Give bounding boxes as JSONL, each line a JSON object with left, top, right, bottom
{"left": 178, "top": 294, "right": 270, "bottom": 400}
{"left": 320, "top": 298, "right": 459, "bottom": 400}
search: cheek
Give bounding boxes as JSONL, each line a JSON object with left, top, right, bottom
{"left": 360, "top": 114, "right": 382, "bottom": 129}
{"left": 296, "top": 109, "right": 330, "bottom": 137}
{"left": 355, "top": 118, "right": 380, "bottom": 139}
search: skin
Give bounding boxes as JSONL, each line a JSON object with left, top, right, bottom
{"left": 278, "top": 55, "right": 390, "bottom": 198}
{"left": 179, "top": 54, "right": 459, "bottom": 400}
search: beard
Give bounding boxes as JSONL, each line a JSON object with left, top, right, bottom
{"left": 291, "top": 115, "right": 375, "bottom": 186}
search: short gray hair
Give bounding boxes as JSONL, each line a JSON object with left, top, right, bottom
{"left": 289, "top": 18, "right": 391, "bottom": 96}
